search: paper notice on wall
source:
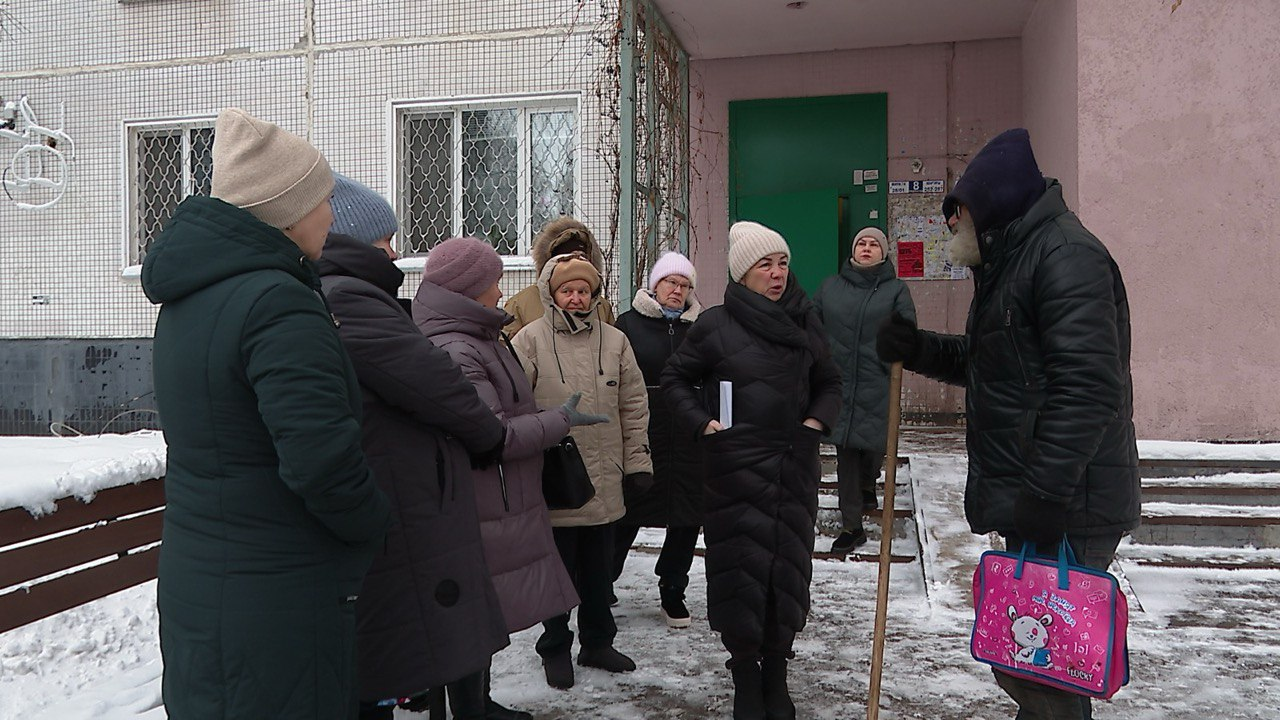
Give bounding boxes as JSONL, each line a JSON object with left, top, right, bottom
{"left": 897, "top": 240, "right": 925, "bottom": 279}
{"left": 719, "top": 381, "right": 733, "bottom": 429}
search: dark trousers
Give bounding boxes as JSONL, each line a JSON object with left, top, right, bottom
{"left": 994, "top": 533, "right": 1123, "bottom": 720}
{"left": 611, "top": 523, "right": 700, "bottom": 591}
{"left": 720, "top": 587, "right": 796, "bottom": 667}
{"left": 835, "top": 447, "right": 883, "bottom": 532}
{"left": 537, "top": 523, "right": 618, "bottom": 657}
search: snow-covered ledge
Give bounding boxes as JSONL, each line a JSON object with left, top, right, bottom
{"left": 396, "top": 255, "right": 534, "bottom": 273}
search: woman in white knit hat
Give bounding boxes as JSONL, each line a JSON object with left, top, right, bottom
{"left": 141, "top": 107, "right": 390, "bottom": 719}
{"left": 611, "top": 250, "right": 704, "bottom": 628}
{"left": 661, "top": 222, "right": 842, "bottom": 720}
{"left": 814, "top": 226, "right": 916, "bottom": 556}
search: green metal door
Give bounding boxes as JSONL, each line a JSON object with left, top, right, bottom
{"left": 729, "top": 93, "right": 888, "bottom": 292}
{"left": 736, "top": 190, "right": 840, "bottom": 296}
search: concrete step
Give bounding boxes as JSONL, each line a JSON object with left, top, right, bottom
{"left": 1142, "top": 473, "right": 1280, "bottom": 506}
{"left": 1131, "top": 502, "right": 1280, "bottom": 548}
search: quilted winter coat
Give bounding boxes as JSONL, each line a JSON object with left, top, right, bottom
{"left": 510, "top": 255, "right": 652, "bottom": 527}
{"left": 413, "top": 280, "right": 580, "bottom": 633}
{"left": 142, "top": 197, "right": 391, "bottom": 720}
{"left": 661, "top": 276, "right": 842, "bottom": 646}
{"left": 317, "top": 234, "right": 510, "bottom": 701}
{"left": 813, "top": 259, "right": 916, "bottom": 452}
{"left": 614, "top": 288, "right": 704, "bottom": 527}
{"left": 908, "top": 180, "right": 1140, "bottom": 537}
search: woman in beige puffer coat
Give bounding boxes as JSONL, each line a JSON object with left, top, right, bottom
{"left": 510, "top": 252, "right": 651, "bottom": 691}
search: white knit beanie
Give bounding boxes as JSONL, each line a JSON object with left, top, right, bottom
{"left": 648, "top": 250, "right": 697, "bottom": 290}
{"left": 211, "top": 107, "right": 335, "bottom": 230}
{"left": 728, "top": 221, "right": 790, "bottom": 282}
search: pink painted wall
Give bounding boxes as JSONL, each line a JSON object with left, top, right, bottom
{"left": 1074, "top": 0, "right": 1280, "bottom": 439}
{"left": 1022, "top": 0, "right": 1079, "bottom": 207}
{"left": 687, "top": 39, "right": 1022, "bottom": 416}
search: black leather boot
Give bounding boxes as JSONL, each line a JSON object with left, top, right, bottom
{"left": 760, "top": 655, "right": 796, "bottom": 720}
{"left": 730, "top": 659, "right": 766, "bottom": 720}
{"left": 446, "top": 669, "right": 489, "bottom": 720}
{"left": 484, "top": 666, "right": 533, "bottom": 720}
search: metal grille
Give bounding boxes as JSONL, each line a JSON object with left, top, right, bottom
{"left": 128, "top": 122, "right": 214, "bottom": 265}
{"left": 398, "top": 101, "right": 576, "bottom": 257}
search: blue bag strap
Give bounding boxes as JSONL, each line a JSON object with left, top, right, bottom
{"left": 1014, "top": 536, "right": 1077, "bottom": 590}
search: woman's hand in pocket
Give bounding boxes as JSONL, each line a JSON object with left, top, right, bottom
{"left": 801, "top": 418, "right": 825, "bottom": 432}
{"left": 703, "top": 419, "right": 725, "bottom": 435}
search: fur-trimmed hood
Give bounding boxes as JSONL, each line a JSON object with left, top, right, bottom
{"left": 629, "top": 288, "right": 701, "bottom": 324}
{"left": 532, "top": 217, "right": 606, "bottom": 273}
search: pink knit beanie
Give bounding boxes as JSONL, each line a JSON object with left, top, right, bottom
{"left": 422, "top": 237, "right": 504, "bottom": 299}
{"left": 648, "top": 251, "right": 697, "bottom": 290}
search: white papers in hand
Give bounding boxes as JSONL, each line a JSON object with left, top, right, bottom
{"left": 719, "top": 380, "right": 733, "bottom": 429}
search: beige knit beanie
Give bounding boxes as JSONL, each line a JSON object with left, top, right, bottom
{"left": 211, "top": 107, "right": 335, "bottom": 230}
{"left": 549, "top": 254, "right": 602, "bottom": 294}
{"left": 728, "top": 221, "right": 791, "bottom": 282}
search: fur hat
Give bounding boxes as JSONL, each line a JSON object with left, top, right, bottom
{"left": 328, "top": 174, "right": 399, "bottom": 245}
{"left": 852, "top": 226, "right": 890, "bottom": 266}
{"left": 549, "top": 254, "right": 602, "bottom": 295}
{"left": 211, "top": 107, "right": 334, "bottom": 229}
{"left": 533, "top": 217, "right": 600, "bottom": 273}
{"left": 728, "top": 221, "right": 790, "bottom": 282}
{"left": 422, "top": 237, "right": 504, "bottom": 299}
{"left": 648, "top": 250, "right": 696, "bottom": 290}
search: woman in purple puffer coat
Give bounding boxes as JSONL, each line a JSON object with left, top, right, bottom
{"left": 413, "top": 237, "right": 607, "bottom": 719}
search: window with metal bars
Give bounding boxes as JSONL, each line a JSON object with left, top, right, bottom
{"left": 395, "top": 97, "right": 577, "bottom": 258}
{"left": 125, "top": 119, "right": 214, "bottom": 267}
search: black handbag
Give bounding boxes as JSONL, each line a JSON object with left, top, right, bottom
{"left": 542, "top": 435, "right": 595, "bottom": 511}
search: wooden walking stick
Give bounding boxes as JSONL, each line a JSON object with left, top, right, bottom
{"left": 867, "top": 361, "right": 903, "bottom": 720}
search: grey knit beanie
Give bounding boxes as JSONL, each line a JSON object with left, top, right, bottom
{"left": 328, "top": 174, "right": 399, "bottom": 245}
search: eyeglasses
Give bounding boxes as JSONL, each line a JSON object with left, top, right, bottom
{"left": 659, "top": 277, "right": 692, "bottom": 292}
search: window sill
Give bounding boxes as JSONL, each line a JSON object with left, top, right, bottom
{"left": 121, "top": 265, "right": 142, "bottom": 280}
{"left": 395, "top": 255, "right": 535, "bottom": 273}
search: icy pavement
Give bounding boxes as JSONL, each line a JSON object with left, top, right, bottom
{"left": 4, "top": 450, "right": 1280, "bottom": 718}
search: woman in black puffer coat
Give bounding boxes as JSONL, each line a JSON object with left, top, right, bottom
{"left": 612, "top": 251, "right": 704, "bottom": 629}
{"left": 662, "top": 223, "right": 841, "bottom": 720}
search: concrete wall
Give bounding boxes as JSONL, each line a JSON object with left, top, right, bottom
{"left": 1022, "top": 0, "right": 1079, "bottom": 207}
{"left": 1075, "top": 0, "right": 1280, "bottom": 439}
{"left": 688, "top": 39, "right": 1022, "bottom": 417}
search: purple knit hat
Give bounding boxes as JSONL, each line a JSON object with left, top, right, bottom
{"left": 422, "top": 237, "right": 504, "bottom": 299}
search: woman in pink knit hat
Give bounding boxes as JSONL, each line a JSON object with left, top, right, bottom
{"left": 611, "top": 250, "right": 704, "bottom": 629}
{"left": 413, "top": 238, "right": 609, "bottom": 717}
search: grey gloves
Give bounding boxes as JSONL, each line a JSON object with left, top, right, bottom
{"left": 560, "top": 392, "right": 609, "bottom": 427}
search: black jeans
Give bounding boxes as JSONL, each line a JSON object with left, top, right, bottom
{"left": 835, "top": 447, "right": 883, "bottom": 532}
{"left": 611, "top": 523, "right": 700, "bottom": 592}
{"left": 994, "top": 533, "right": 1123, "bottom": 720}
{"left": 537, "top": 523, "right": 618, "bottom": 657}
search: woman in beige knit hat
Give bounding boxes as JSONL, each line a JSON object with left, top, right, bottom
{"left": 510, "top": 252, "right": 652, "bottom": 691}
{"left": 661, "top": 221, "right": 842, "bottom": 719}
{"left": 141, "top": 107, "right": 390, "bottom": 719}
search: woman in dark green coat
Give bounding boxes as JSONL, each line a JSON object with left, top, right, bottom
{"left": 813, "top": 227, "right": 915, "bottom": 555}
{"left": 142, "top": 108, "right": 390, "bottom": 720}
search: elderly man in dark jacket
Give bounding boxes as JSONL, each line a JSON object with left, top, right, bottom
{"left": 877, "top": 128, "right": 1139, "bottom": 720}
{"left": 318, "top": 231, "right": 510, "bottom": 720}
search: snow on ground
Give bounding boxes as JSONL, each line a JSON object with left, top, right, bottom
{"left": 3, "top": 441, "right": 1280, "bottom": 718}
{"left": 1137, "top": 440, "right": 1280, "bottom": 462}
{"left": 0, "top": 431, "right": 166, "bottom": 515}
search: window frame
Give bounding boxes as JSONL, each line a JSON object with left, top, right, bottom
{"left": 119, "top": 115, "right": 217, "bottom": 277}
{"left": 387, "top": 93, "right": 581, "bottom": 271}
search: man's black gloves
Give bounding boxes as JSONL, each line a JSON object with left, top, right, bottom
{"left": 1013, "top": 487, "right": 1069, "bottom": 547}
{"left": 876, "top": 312, "right": 922, "bottom": 364}
{"left": 470, "top": 428, "right": 506, "bottom": 470}
{"left": 623, "top": 472, "right": 655, "bottom": 495}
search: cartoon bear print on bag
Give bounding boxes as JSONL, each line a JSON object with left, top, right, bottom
{"left": 1007, "top": 606, "right": 1053, "bottom": 667}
